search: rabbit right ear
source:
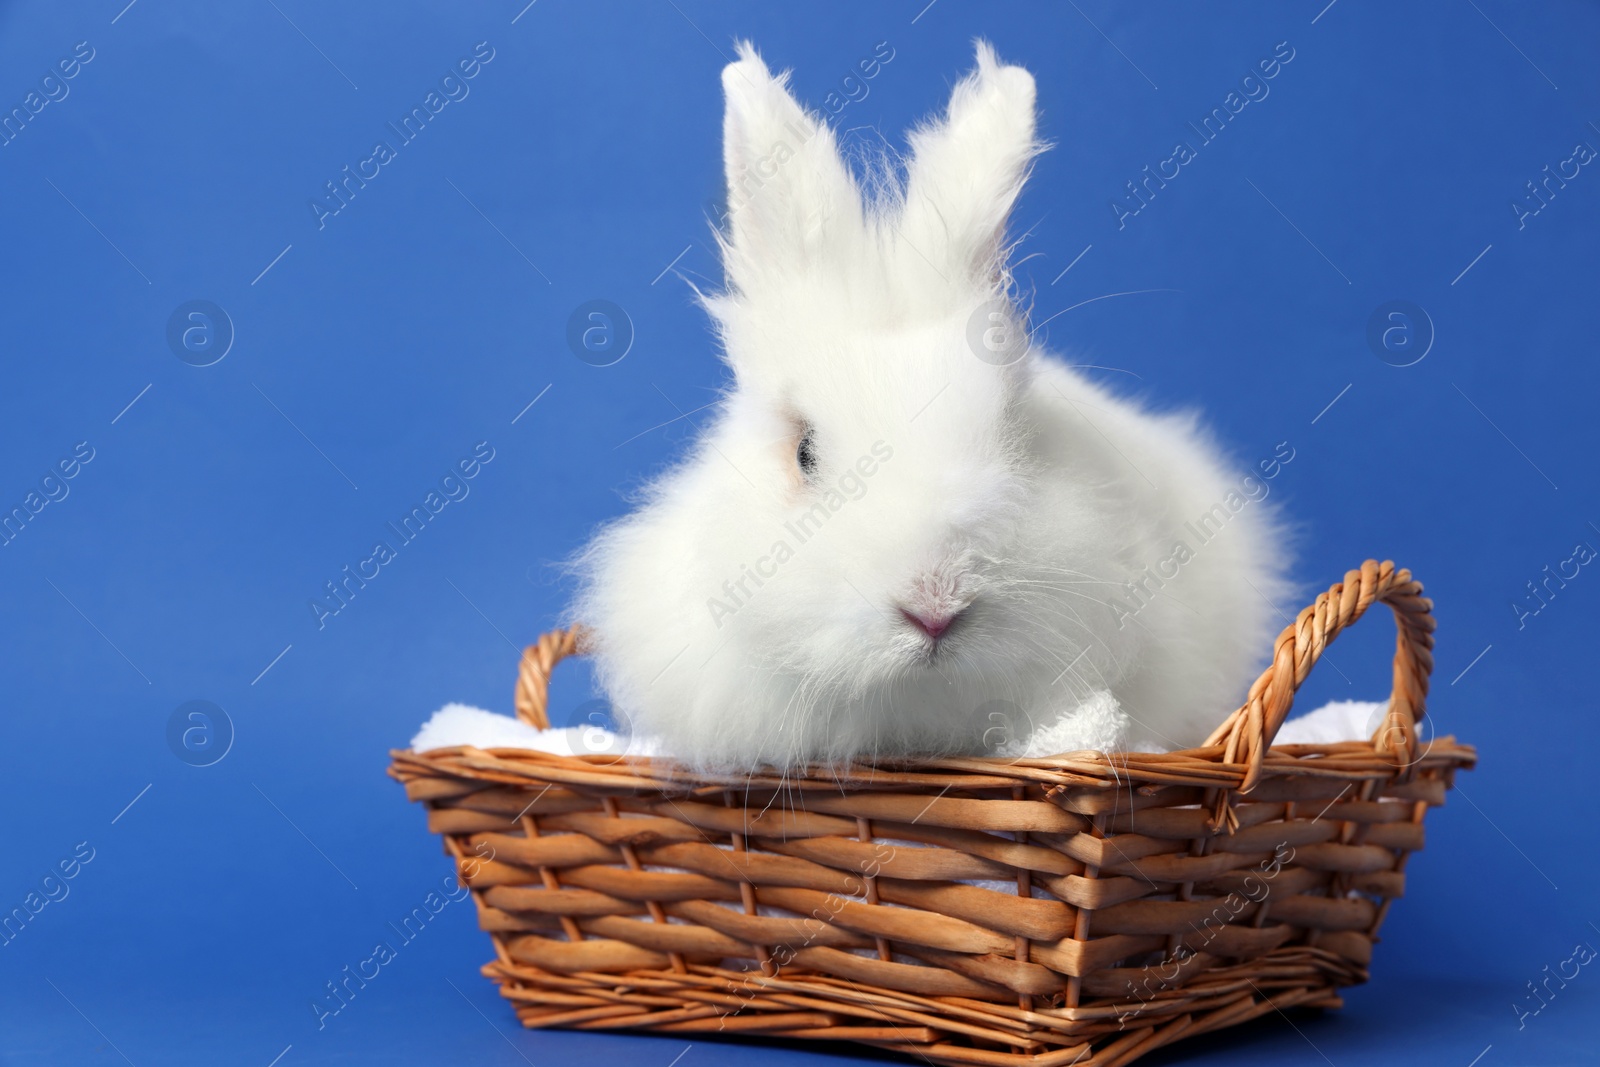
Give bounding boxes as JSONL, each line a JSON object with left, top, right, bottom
{"left": 719, "top": 42, "right": 861, "bottom": 290}
{"left": 900, "top": 42, "right": 1041, "bottom": 287}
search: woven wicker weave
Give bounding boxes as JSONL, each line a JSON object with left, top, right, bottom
{"left": 390, "top": 559, "right": 1474, "bottom": 1066}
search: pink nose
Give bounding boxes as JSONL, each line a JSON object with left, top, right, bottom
{"left": 901, "top": 608, "right": 957, "bottom": 641}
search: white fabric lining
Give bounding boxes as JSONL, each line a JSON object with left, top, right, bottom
{"left": 411, "top": 698, "right": 1388, "bottom": 757}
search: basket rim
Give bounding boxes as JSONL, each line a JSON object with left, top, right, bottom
{"left": 389, "top": 734, "right": 1476, "bottom": 793}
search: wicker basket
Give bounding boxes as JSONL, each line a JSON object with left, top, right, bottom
{"left": 390, "top": 559, "right": 1474, "bottom": 1066}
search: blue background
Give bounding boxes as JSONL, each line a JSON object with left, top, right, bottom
{"left": 2, "top": 1, "right": 1597, "bottom": 1064}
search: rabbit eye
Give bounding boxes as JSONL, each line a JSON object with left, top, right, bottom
{"left": 796, "top": 426, "right": 818, "bottom": 478}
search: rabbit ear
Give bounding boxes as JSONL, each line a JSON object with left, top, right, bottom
{"left": 719, "top": 42, "right": 861, "bottom": 288}
{"left": 901, "top": 41, "right": 1041, "bottom": 286}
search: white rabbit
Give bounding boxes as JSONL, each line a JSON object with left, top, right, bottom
{"left": 572, "top": 41, "right": 1291, "bottom": 771}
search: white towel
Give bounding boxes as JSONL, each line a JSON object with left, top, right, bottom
{"left": 409, "top": 702, "right": 663, "bottom": 757}
{"left": 1273, "top": 699, "right": 1387, "bottom": 746}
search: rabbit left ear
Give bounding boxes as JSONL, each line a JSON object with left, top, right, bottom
{"left": 719, "top": 42, "right": 861, "bottom": 289}
{"left": 901, "top": 41, "right": 1042, "bottom": 285}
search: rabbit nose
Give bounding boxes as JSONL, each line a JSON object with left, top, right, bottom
{"left": 900, "top": 607, "right": 960, "bottom": 640}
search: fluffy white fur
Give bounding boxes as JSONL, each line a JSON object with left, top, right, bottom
{"left": 572, "top": 42, "right": 1291, "bottom": 771}
{"left": 996, "top": 691, "right": 1139, "bottom": 759}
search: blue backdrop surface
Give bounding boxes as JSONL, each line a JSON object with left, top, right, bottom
{"left": 2, "top": 2, "right": 1598, "bottom": 1065}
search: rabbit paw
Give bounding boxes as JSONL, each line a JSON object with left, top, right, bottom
{"left": 997, "top": 691, "right": 1133, "bottom": 758}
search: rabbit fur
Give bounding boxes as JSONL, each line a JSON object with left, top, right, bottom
{"left": 572, "top": 41, "right": 1291, "bottom": 771}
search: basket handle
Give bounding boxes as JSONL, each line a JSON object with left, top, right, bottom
{"left": 1203, "top": 559, "right": 1435, "bottom": 794}
{"left": 514, "top": 626, "right": 586, "bottom": 729}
